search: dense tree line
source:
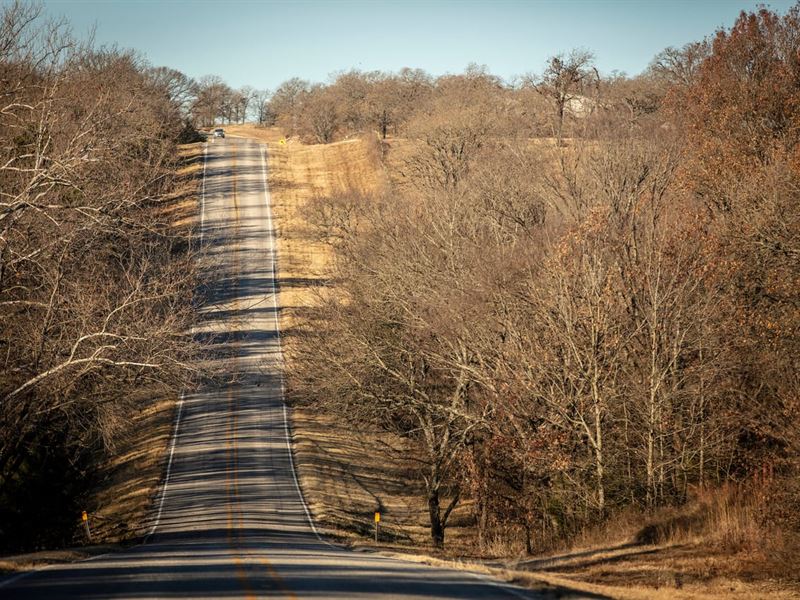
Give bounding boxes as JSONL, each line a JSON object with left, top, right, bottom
{"left": 263, "top": 58, "right": 670, "bottom": 146}
{"left": 0, "top": 2, "right": 203, "bottom": 549}
{"left": 290, "top": 4, "right": 800, "bottom": 561}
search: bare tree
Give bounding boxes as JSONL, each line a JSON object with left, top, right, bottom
{"left": 252, "top": 88, "right": 272, "bottom": 125}
{"left": 0, "top": 3, "right": 203, "bottom": 549}
{"left": 237, "top": 85, "right": 255, "bottom": 123}
{"left": 147, "top": 66, "right": 197, "bottom": 118}
{"left": 269, "top": 77, "right": 309, "bottom": 136}
{"left": 535, "top": 49, "right": 598, "bottom": 143}
{"left": 300, "top": 84, "right": 338, "bottom": 143}
{"left": 192, "top": 74, "right": 232, "bottom": 126}
{"left": 648, "top": 41, "right": 710, "bottom": 87}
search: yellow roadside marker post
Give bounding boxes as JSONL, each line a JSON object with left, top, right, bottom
{"left": 82, "top": 511, "right": 91, "bottom": 542}
{"left": 374, "top": 511, "right": 380, "bottom": 543}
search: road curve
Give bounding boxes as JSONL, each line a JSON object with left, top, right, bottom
{"left": 0, "top": 137, "right": 548, "bottom": 599}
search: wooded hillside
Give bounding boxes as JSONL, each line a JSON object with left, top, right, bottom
{"left": 0, "top": 2, "right": 203, "bottom": 550}
{"left": 281, "top": 6, "right": 800, "bottom": 580}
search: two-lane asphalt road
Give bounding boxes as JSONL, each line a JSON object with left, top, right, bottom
{"left": 0, "top": 137, "right": 549, "bottom": 599}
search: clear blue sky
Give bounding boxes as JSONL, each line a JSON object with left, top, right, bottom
{"left": 37, "top": 0, "right": 797, "bottom": 90}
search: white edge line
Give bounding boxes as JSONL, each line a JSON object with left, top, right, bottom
{"left": 199, "top": 142, "right": 208, "bottom": 246}
{"left": 0, "top": 141, "right": 203, "bottom": 592}
{"left": 0, "top": 140, "right": 532, "bottom": 597}
{"left": 143, "top": 390, "right": 185, "bottom": 542}
{"left": 258, "top": 142, "right": 532, "bottom": 597}
{"left": 144, "top": 139, "right": 205, "bottom": 542}
{"left": 143, "top": 140, "right": 208, "bottom": 542}
{"left": 0, "top": 567, "right": 43, "bottom": 590}
{"left": 259, "top": 144, "right": 335, "bottom": 548}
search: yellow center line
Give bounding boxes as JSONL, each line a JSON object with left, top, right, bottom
{"left": 227, "top": 387, "right": 255, "bottom": 600}
{"left": 226, "top": 144, "right": 258, "bottom": 600}
{"left": 228, "top": 142, "right": 297, "bottom": 600}
{"left": 259, "top": 559, "right": 299, "bottom": 600}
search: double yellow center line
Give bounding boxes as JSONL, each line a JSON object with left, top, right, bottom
{"left": 225, "top": 142, "right": 297, "bottom": 600}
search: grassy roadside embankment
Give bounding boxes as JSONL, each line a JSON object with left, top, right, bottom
{"left": 233, "top": 124, "right": 800, "bottom": 600}
{"left": 223, "top": 125, "right": 458, "bottom": 547}
{"left": 85, "top": 142, "right": 206, "bottom": 543}
{"left": 0, "top": 141, "right": 205, "bottom": 576}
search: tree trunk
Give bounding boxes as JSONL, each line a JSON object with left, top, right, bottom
{"left": 699, "top": 345, "right": 706, "bottom": 487}
{"left": 523, "top": 519, "right": 533, "bottom": 555}
{"left": 477, "top": 495, "right": 489, "bottom": 550}
{"left": 556, "top": 97, "right": 566, "bottom": 146}
{"left": 428, "top": 489, "right": 445, "bottom": 549}
{"left": 426, "top": 477, "right": 460, "bottom": 549}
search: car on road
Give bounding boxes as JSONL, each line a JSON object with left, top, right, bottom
{"left": 213, "top": 128, "right": 225, "bottom": 138}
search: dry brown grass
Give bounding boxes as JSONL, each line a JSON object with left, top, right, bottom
{"left": 83, "top": 143, "right": 204, "bottom": 544}
{"left": 381, "top": 547, "right": 800, "bottom": 600}
{"left": 225, "top": 125, "right": 389, "bottom": 331}
{"left": 493, "top": 482, "right": 800, "bottom": 598}
{"left": 167, "top": 141, "right": 206, "bottom": 228}
{"left": 0, "top": 545, "right": 120, "bottom": 576}
{"left": 87, "top": 396, "right": 176, "bottom": 542}
{"left": 255, "top": 126, "right": 800, "bottom": 599}
{"left": 289, "top": 409, "right": 478, "bottom": 551}
{"left": 0, "top": 395, "right": 177, "bottom": 573}
{"left": 0, "top": 142, "right": 203, "bottom": 574}
{"left": 242, "top": 125, "right": 482, "bottom": 552}
{"left": 509, "top": 542, "right": 800, "bottom": 599}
